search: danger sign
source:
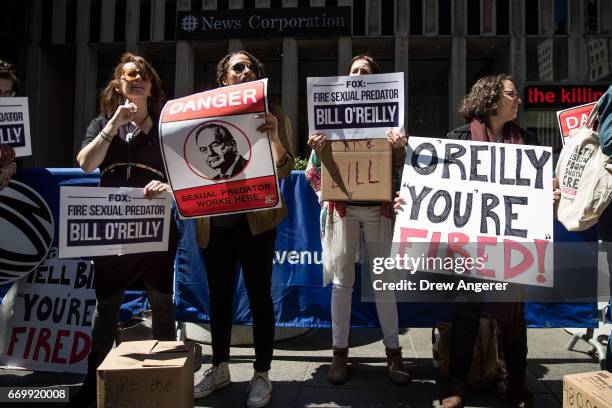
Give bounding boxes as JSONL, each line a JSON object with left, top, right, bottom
{"left": 159, "top": 79, "right": 281, "bottom": 218}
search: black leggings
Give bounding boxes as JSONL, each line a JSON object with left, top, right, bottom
{"left": 204, "top": 225, "right": 277, "bottom": 372}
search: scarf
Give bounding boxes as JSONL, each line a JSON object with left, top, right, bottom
{"left": 469, "top": 119, "right": 525, "bottom": 145}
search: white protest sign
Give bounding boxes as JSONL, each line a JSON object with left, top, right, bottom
{"left": 159, "top": 78, "right": 281, "bottom": 218}
{"left": 392, "top": 137, "right": 554, "bottom": 287}
{"left": 0, "top": 97, "right": 31, "bottom": 157}
{"left": 0, "top": 258, "right": 95, "bottom": 374}
{"left": 58, "top": 186, "right": 172, "bottom": 258}
{"left": 307, "top": 72, "right": 404, "bottom": 140}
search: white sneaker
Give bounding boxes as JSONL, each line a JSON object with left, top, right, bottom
{"left": 193, "top": 362, "right": 231, "bottom": 399}
{"left": 246, "top": 371, "right": 272, "bottom": 408}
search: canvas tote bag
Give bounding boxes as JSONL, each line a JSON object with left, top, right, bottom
{"left": 555, "top": 106, "right": 612, "bottom": 231}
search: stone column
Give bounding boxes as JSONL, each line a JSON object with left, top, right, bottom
{"left": 73, "top": 0, "right": 98, "bottom": 162}
{"left": 449, "top": 0, "right": 466, "bottom": 128}
{"left": 175, "top": 0, "right": 195, "bottom": 97}
{"left": 100, "top": 0, "right": 116, "bottom": 43}
{"left": 151, "top": 0, "right": 166, "bottom": 42}
{"left": 125, "top": 0, "right": 140, "bottom": 53}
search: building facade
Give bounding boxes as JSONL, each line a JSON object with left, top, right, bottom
{"left": 1, "top": 0, "right": 611, "bottom": 166}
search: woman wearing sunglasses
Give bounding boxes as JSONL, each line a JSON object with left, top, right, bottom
{"left": 193, "top": 51, "right": 293, "bottom": 408}
{"left": 305, "top": 55, "right": 411, "bottom": 386}
{"left": 70, "top": 53, "right": 179, "bottom": 407}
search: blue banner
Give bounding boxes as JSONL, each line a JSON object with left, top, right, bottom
{"left": 1, "top": 169, "right": 599, "bottom": 328}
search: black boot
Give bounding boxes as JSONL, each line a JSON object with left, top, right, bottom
{"left": 68, "top": 352, "right": 103, "bottom": 408}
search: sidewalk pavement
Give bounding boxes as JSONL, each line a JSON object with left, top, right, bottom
{"left": 0, "top": 327, "right": 606, "bottom": 407}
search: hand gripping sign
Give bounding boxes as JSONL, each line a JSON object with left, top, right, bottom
{"left": 159, "top": 79, "right": 281, "bottom": 218}
{"left": 0, "top": 97, "right": 31, "bottom": 157}
{"left": 392, "top": 137, "right": 554, "bottom": 287}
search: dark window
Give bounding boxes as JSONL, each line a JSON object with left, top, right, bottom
{"left": 65, "top": 0, "right": 77, "bottom": 44}
{"left": 164, "top": 0, "right": 176, "bottom": 40}
{"left": 298, "top": 0, "right": 309, "bottom": 7}
{"left": 554, "top": 0, "right": 567, "bottom": 34}
{"left": 525, "top": 0, "right": 539, "bottom": 34}
{"left": 271, "top": 0, "right": 283, "bottom": 8}
{"left": 467, "top": 0, "right": 480, "bottom": 35}
{"left": 244, "top": 0, "right": 255, "bottom": 8}
{"left": 41, "top": 0, "right": 52, "bottom": 44}
{"left": 496, "top": 0, "right": 509, "bottom": 35}
{"left": 90, "top": 0, "right": 101, "bottom": 43}
{"left": 192, "top": 0, "right": 203, "bottom": 10}
{"left": 410, "top": 0, "right": 422, "bottom": 35}
{"left": 439, "top": 0, "right": 451, "bottom": 35}
{"left": 326, "top": 0, "right": 338, "bottom": 6}
{"left": 353, "top": 0, "right": 366, "bottom": 35}
{"left": 381, "top": 0, "right": 394, "bottom": 35}
{"left": 586, "top": 0, "right": 598, "bottom": 34}
{"left": 217, "top": 0, "right": 228, "bottom": 10}
{"left": 140, "top": 0, "right": 151, "bottom": 41}
{"left": 115, "top": 0, "right": 126, "bottom": 42}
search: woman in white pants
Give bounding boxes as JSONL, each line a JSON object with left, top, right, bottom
{"left": 305, "top": 55, "right": 410, "bottom": 385}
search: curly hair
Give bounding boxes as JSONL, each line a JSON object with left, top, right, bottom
{"left": 346, "top": 54, "right": 380, "bottom": 75}
{"left": 216, "top": 51, "right": 265, "bottom": 87}
{"left": 0, "top": 59, "right": 19, "bottom": 92}
{"left": 99, "top": 53, "right": 164, "bottom": 118}
{"left": 459, "top": 74, "right": 515, "bottom": 121}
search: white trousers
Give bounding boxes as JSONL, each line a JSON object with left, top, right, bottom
{"left": 331, "top": 205, "right": 400, "bottom": 349}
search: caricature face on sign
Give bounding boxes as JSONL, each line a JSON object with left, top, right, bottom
{"left": 184, "top": 121, "right": 251, "bottom": 180}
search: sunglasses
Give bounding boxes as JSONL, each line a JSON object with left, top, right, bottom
{"left": 230, "top": 62, "right": 256, "bottom": 74}
{"left": 121, "top": 69, "right": 150, "bottom": 82}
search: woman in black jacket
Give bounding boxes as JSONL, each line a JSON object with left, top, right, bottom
{"left": 69, "top": 53, "right": 178, "bottom": 407}
{"left": 442, "top": 74, "right": 535, "bottom": 408}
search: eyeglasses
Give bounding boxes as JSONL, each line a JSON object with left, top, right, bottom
{"left": 0, "top": 90, "right": 16, "bottom": 97}
{"left": 504, "top": 90, "right": 519, "bottom": 99}
{"left": 230, "top": 62, "right": 255, "bottom": 74}
{"left": 121, "top": 69, "right": 149, "bottom": 82}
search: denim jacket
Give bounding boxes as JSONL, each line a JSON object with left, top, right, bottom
{"left": 598, "top": 85, "right": 612, "bottom": 157}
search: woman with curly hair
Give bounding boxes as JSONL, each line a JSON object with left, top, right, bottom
{"left": 70, "top": 53, "right": 178, "bottom": 407}
{"left": 442, "top": 74, "right": 536, "bottom": 408}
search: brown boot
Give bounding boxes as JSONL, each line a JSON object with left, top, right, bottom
{"left": 327, "top": 347, "right": 349, "bottom": 385}
{"left": 441, "top": 379, "right": 467, "bottom": 408}
{"left": 385, "top": 347, "right": 411, "bottom": 385}
{"left": 510, "top": 375, "right": 533, "bottom": 408}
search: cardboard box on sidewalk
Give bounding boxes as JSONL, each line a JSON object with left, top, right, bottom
{"left": 563, "top": 370, "right": 612, "bottom": 408}
{"left": 97, "top": 340, "right": 194, "bottom": 408}
{"left": 321, "top": 139, "right": 392, "bottom": 201}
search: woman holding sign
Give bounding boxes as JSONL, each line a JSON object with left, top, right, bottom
{"left": 441, "top": 74, "right": 536, "bottom": 408}
{"left": 305, "top": 55, "right": 411, "bottom": 386}
{"left": 192, "top": 51, "right": 293, "bottom": 408}
{"left": 70, "top": 53, "right": 178, "bottom": 407}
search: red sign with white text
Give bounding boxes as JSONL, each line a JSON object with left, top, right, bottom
{"left": 556, "top": 102, "right": 597, "bottom": 144}
{"left": 159, "top": 79, "right": 281, "bottom": 218}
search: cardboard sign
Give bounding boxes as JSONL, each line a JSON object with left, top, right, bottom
{"left": 307, "top": 72, "right": 404, "bottom": 140}
{"left": 58, "top": 186, "right": 172, "bottom": 258}
{"left": 320, "top": 139, "right": 392, "bottom": 201}
{"left": 392, "top": 137, "right": 554, "bottom": 287}
{"left": 563, "top": 371, "right": 612, "bottom": 408}
{"left": 0, "top": 258, "right": 95, "bottom": 374}
{"left": 159, "top": 79, "right": 281, "bottom": 218}
{"left": 0, "top": 97, "right": 31, "bottom": 157}
{"left": 97, "top": 340, "right": 194, "bottom": 408}
{"left": 556, "top": 102, "right": 597, "bottom": 144}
